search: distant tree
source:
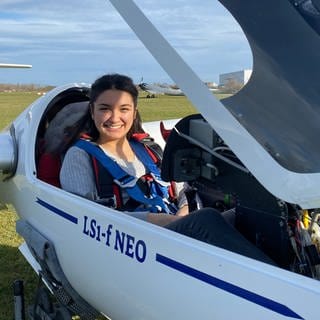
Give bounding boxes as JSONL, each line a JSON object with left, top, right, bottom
{"left": 0, "top": 83, "right": 55, "bottom": 93}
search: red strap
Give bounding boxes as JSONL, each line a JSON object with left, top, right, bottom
{"left": 131, "top": 133, "right": 160, "bottom": 164}
{"left": 113, "top": 184, "right": 123, "bottom": 208}
{"left": 168, "top": 181, "right": 177, "bottom": 200}
{"left": 80, "top": 132, "right": 92, "bottom": 140}
{"left": 92, "top": 156, "right": 123, "bottom": 208}
{"left": 131, "top": 132, "right": 150, "bottom": 141}
{"left": 145, "top": 145, "right": 159, "bottom": 163}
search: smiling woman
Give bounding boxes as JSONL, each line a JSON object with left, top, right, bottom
{"left": 59, "top": 73, "right": 189, "bottom": 217}
{"left": 0, "top": 87, "right": 196, "bottom": 320}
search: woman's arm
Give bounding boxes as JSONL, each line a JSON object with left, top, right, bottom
{"left": 147, "top": 213, "right": 182, "bottom": 226}
{"left": 60, "top": 146, "right": 97, "bottom": 199}
{"left": 175, "top": 182, "right": 189, "bottom": 215}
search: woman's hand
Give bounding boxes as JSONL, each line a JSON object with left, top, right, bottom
{"left": 147, "top": 213, "right": 182, "bottom": 226}
{"left": 147, "top": 204, "right": 189, "bottom": 226}
{"left": 175, "top": 205, "right": 189, "bottom": 216}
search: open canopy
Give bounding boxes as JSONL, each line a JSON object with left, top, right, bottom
{"left": 110, "top": 0, "right": 320, "bottom": 208}
{"left": 222, "top": 0, "right": 320, "bottom": 174}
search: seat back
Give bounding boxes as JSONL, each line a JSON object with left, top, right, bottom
{"left": 37, "top": 101, "right": 89, "bottom": 187}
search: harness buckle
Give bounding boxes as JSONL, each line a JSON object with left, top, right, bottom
{"left": 114, "top": 174, "right": 137, "bottom": 188}
{"left": 149, "top": 172, "right": 170, "bottom": 187}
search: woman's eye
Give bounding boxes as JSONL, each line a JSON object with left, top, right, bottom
{"left": 99, "top": 107, "right": 111, "bottom": 112}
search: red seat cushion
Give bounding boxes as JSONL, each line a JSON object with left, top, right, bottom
{"left": 37, "top": 153, "right": 61, "bottom": 187}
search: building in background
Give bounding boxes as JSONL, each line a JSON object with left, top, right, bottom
{"left": 219, "top": 69, "right": 252, "bottom": 87}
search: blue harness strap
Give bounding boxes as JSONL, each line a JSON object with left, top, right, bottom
{"left": 75, "top": 139, "right": 175, "bottom": 213}
{"left": 129, "top": 140, "right": 160, "bottom": 176}
{"left": 129, "top": 139, "right": 170, "bottom": 196}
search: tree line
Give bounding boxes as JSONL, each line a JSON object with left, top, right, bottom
{"left": 0, "top": 83, "right": 55, "bottom": 92}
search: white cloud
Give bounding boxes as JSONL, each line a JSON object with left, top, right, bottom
{"left": 0, "top": 0, "right": 252, "bottom": 85}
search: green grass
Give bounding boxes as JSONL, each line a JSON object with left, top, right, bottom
{"left": 138, "top": 91, "right": 230, "bottom": 122}
{"left": 138, "top": 92, "right": 197, "bottom": 121}
{"left": 0, "top": 206, "right": 38, "bottom": 320}
{"left": 0, "top": 92, "right": 40, "bottom": 129}
{"left": 0, "top": 90, "right": 229, "bottom": 319}
{"left": 0, "top": 92, "right": 41, "bottom": 320}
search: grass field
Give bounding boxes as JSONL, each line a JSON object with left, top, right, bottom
{"left": 0, "top": 90, "right": 229, "bottom": 319}
{"left": 0, "top": 92, "right": 40, "bottom": 320}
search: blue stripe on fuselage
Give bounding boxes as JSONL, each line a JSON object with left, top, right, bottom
{"left": 156, "top": 253, "right": 303, "bottom": 319}
{"left": 36, "top": 198, "right": 78, "bottom": 224}
{"left": 34, "top": 198, "right": 302, "bottom": 318}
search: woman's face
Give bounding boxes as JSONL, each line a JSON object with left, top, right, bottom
{"left": 92, "top": 89, "right": 136, "bottom": 144}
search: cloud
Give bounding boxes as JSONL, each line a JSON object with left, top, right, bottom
{"left": 0, "top": 0, "right": 252, "bottom": 85}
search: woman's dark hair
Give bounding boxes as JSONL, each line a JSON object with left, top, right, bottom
{"left": 87, "top": 73, "right": 144, "bottom": 140}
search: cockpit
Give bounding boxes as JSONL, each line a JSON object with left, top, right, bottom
{"left": 35, "top": 88, "right": 320, "bottom": 280}
{"left": 161, "top": 113, "right": 320, "bottom": 276}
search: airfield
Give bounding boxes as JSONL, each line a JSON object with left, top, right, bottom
{"left": 0, "top": 89, "right": 230, "bottom": 319}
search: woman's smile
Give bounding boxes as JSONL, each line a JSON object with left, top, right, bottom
{"left": 103, "top": 122, "right": 124, "bottom": 129}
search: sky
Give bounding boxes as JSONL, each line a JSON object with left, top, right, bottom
{"left": 0, "top": 0, "right": 252, "bottom": 87}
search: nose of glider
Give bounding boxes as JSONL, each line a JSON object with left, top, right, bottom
{"left": 0, "top": 128, "right": 17, "bottom": 180}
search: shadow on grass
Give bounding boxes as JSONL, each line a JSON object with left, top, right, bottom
{"left": 0, "top": 244, "right": 38, "bottom": 320}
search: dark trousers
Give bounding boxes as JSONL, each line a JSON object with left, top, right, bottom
{"left": 165, "top": 208, "right": 275, "bottom": 265}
